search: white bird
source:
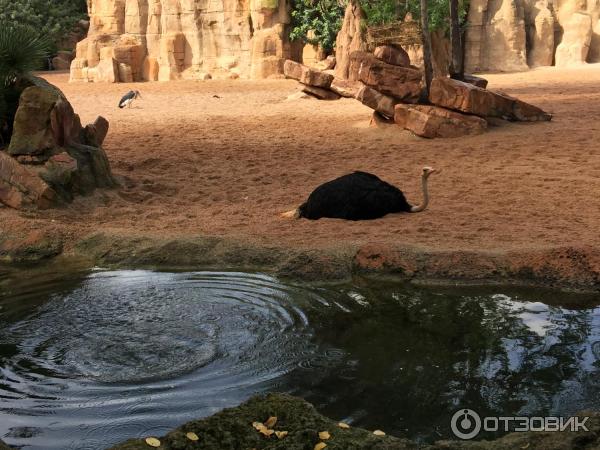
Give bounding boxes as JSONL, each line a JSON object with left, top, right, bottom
{"left": 118, "top": 90, "right": 142, "bottom": 109}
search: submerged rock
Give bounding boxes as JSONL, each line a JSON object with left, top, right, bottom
{"left": 0, "top": 76, "right": 116, "bottom": 209}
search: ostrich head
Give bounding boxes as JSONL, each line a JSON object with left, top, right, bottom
{"left": 410, "top": 166, "right": 439, "bottom": 213}
{"left": 422, "top": 166, "right": 438, "bottom": 177}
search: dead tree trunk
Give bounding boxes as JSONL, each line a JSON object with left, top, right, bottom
{"left": 449, "top": 0, "right": 464, "bottom": 79}
{"left": 420, "top": 0, "right": 434, "bottom": 99}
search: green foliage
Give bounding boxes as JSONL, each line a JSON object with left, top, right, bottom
{"left": 0, "top": 23, "right": 51, "bottom": 147}
{"left": 290, "top": 0, "right": 346, "bottom": 52}
{"left": 0, "top": 0, "right": 87, "bottom": 52}
{"left": 360, "top": 0, "right": 469, "bottom": 32}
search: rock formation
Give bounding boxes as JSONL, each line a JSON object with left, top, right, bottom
{"left": 465, "top": 0, "right": 600, "bottom": 71}
{"left": 333, "top": 0, "right": 368, "bottom": 79}
{"left": 70, "top": 0, "right": 293, "bottom": 82}
{"left": 0, "top": 77, "right": 115, "bottom": 209}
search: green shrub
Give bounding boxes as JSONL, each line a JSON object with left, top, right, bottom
{"left": 290, "top": 0, "right": 346, "bottom": 52}
{"left": 0, "top": 0, "right": 87, "bottom": 53}
{"left": 0, "top": 23, "right": 51, "bottom": 147}
{"left": 361, "top": 0, "right": 469, "bottom": 32}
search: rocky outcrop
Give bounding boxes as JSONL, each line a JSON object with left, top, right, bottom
{"left": 429, "top": 76, "right": 552, "bottom": 121}
{"left": 373, "top": 45, "right": 410, "bottom": 67}
{"left": 0, "top": 77, "right": 115, "bottom": 209}
{"left": 394, "top": 104, "right": 488, "bottom": 138}
{"left": 108, "top": 393, "right": 600, "bottom": 450}
{"left": 334, "top": 0, "right": 368, "bottom": 79}
{"left": 70, "top": 0, "right": 293, "bottom": 82}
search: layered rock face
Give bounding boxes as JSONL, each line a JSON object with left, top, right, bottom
{"left": 70, "top": 0, "right": 292, "bottom": 82}
{"left": 465, "top": 0, "right": 600, "bottom": 71}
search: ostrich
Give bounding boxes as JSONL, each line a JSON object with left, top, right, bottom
{"left": 118, "top": 90, "right": 142, "bottom": 109}
{"left": 281, "top": 167, "right": 439, "bottom": 221}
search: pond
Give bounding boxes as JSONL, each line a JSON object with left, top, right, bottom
{"left": 1, "top": 268, "right": 599, "bottom": 449}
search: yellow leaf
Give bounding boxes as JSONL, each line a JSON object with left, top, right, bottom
{"left": 373, "top": 429, "right": 386, "bottom": 436}
{"left": 259, "top": 428, "right": 275, "bottom": 437}
{"left": 318, "top": 431, "right": 331, "bottom": 440}
{"left": 314, "top": 443, "right": 327, "bottom": 450}
{"left": 186, "top": 432, "right": 199, "bottom": 441}
{"left": 275, "top": 430, "right": 288, "bottom": 439}
{"left": 264, "top": 416, "right": 278, "bottom": 428}
{"left": 145, "top": 437, "right": 161, "bottom": 447}
{"left": 338, "top": 422, "right": 350, "bottom": 429}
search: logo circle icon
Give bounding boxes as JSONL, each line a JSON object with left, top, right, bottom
{"left": 451, "top": 408, "right": 482, "bottom": 440}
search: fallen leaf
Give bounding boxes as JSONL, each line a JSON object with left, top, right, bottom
{"left": 373, "top": 429, "right": 386, "bottom": 436}
{"left": 338, "top": 422, "right": 350, "bottom": 429}
{"left": 145, "top": 437, "right": 161, "bottom": 447}
{"left": 314, "top": 443, "right": 327, "bottom": 450}
{"left": 264, "top": 416, "right": 278, "bottom": 428}
{"left": 319, "top": 431, "right": 331, "bottom": 440}
{"left": 186, "top": 431, "right": 199, "bottom": 441}
{"left": 275, "top": 430, "right": 288, "bottom": 439}
{"left": 259, "top": 428, "right": 275, "bottom": 437}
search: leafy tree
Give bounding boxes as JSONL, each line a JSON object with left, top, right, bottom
{"left": 0, "top": 0, "right": 87, "bottom": 53}
{"left": 290, "top": 0, "right": 346, "bottom": 52}
{"left": 0, "top": 23, "right": 51, "bottom": 147}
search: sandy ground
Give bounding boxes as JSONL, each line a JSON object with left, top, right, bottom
{"left": 2, "top": 67, "right": 600, "bottom": 255}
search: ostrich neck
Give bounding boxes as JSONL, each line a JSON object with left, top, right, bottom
{"left": 410, "top": 175, "right": 429, "bottom": 213}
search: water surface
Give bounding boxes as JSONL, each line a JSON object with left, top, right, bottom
{"left": 1, "top": 268, "right": 599, "bottom": 448}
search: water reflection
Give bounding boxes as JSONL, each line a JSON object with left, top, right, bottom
{"left": 0, "top": 269, "right": 599, "bottom": 448}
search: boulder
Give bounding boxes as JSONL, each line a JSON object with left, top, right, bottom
{"left": 301, "top": 85, "right": 341, "bottom": 100}
{"left": 283, "top": 60, "right": 334, "bottom": 88}
{"left": 314, "top": 55, "right": 336, "bottom": 71}
{"left": 348, "top": 51, "right": 422, "bottom": 103}
{"left": 334, "top": 0, "right": 368, "bottom": 79}
{"left": 0, "top": 77, "right": 116, "bottom": 209}
{"left": 83, "top": 116, "right": 110, "bottom": 147}
{"left": 0, "top": 152, "right": 57, "bottom": 209}
{"left": 356, "top": 85, "right": 398, "bottom": 118}
{"left": 330, "top": 78, "right": 363, "bottom": 98}
{"left": 394, "top": 104, "right": 488, "bottom": 138}
{"left": 94, "top": 57, "right": 119, "bottom": 83}
{"left": 429, "top": 77, "right": 552, "bottom": 121}
{"left": 461, "top": 74, "right": 488, "bottom": 89}
{"left": 555, "top": 11, "right": 593, "bottom": 66}
{"left": 373, "top": 45, "right": 410, "bottom": 67}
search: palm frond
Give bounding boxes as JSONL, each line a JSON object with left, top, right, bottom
{"left": 0, "top": 22, "right": 51, "bottom": 88}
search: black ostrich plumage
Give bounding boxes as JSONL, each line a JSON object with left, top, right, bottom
{"left": 298, "top": 171, "right": 412, "bottom": 221}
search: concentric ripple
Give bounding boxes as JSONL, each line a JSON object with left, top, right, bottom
{"left": 0, "top": 270, "right": 324, "bottom": 449}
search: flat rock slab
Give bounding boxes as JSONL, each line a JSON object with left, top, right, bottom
{"left": 356, "top": 85, "right": 398, "bottom": 118}
{"left": 349, "top": 51, "right": 422, "bottom": 103}
{"left": 430, "top": 77, "right": 552, "bottom": 121}
{"left": 301, "top": 84, "right": 341, "bottom": 100}
{"left": 373, "top": 45, "right": 410, "bottom": 67}
{"left": 283, "top": 60, "right": 333, "bottom": 88}
{"left": 394, "top": 104, "right": 488, "bottom": 138}
{"left": 330, "top": 78, "right": 363, "bottom": 98}
{"left": 461, "top": 73, "right": 488, "bottom": 88}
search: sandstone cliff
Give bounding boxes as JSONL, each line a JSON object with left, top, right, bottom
{"left": 70, "top": 0, "right": 293, "bottom": 82}
{"left": 465, "top": 0, "right": 600, "bottom": 72}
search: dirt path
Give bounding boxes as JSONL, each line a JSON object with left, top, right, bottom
{"left": 1, "top": 67, "right": 600, "bottom": 278}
